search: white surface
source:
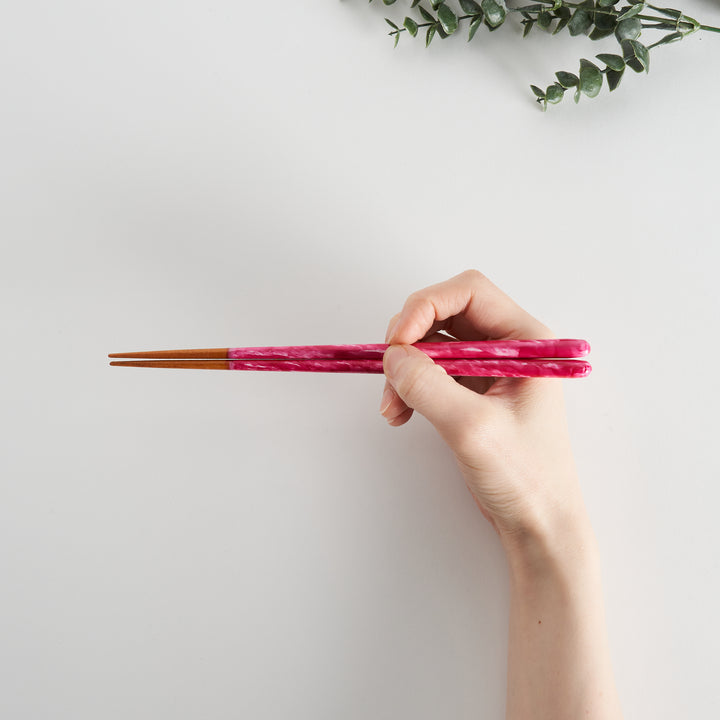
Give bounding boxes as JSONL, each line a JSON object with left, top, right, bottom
{"left": 2, "top": 2, "right": 719, "bottom": 718}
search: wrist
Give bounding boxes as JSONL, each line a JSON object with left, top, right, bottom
{"left": 499, "top": 501, "right": 598, "bottom": 583}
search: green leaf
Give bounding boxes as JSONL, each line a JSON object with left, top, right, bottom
{"left": 593, "top": 9, "right": 616, "bottom": 31}
{"left": 385, "top": 18, "right": 399, "bottom": 29}
{"left": 628, "top": 39, "right": 650, "bottom": 72}
{"left": 417, "top": 4, "right": 436, "bottom": 22}
{"left": 598, "top": 0, "right": 619, "bottom": 6}
{"left": 556, "top": 70, "right": 579, "bottom": 87}
{"left": 469, "top": 14, "right": 484, "bottom": 40}
{"left": 648, "top": 21, "right": 681, "bottom": 31}
{"left": 537, "top": 11, "right": 552, "bottom": 29}
{"left": 589, "top": 26, "right": 615, "bottom": 40}
{"left": 653, "top": 31, "right": 683, "bottom": 47}
{"left": 553, "top": 8, "right": 571, "bottom": 34}
{"left": 617, "top": 3, "right": 645, "bottom": 21}
{"left": 437, "top": 3, "right": 459, "bottom": 33}
{"left": 523, "top": 19, "right": 535, "bottom": 36}
{"left": 481, "top": 0, "right": 506, "bottom": 28}
{"left": 382, "top": 0, "right": 398, "bottom": 5}
{"left": 411, "top": 0, "right": 422, "bottom": 6}
{"left": 431, "top": 0, "right": 443, "bottom": 8}
{"left": 615, "top": 17, "right": 641, "bottom": 41}
{"left": 596, "top": 53, "right": 625, "bottom": 71}
{"left": 403, "top": 16, "right": 419, "bottom": 36}
{"left": 574, "top": 86, "right": 582, "bottom": 103}
{"left": 620, "top": 39, "right": 641, "bottom": 71}
{"left": 530, "top": 84, "right": 546, "bottom": 98}
{"left": 579, "top": 61, "right": 603, "bottom": 97}
{"left": 426, "top": 23, "right": 437, "bottom": 46}
{"left": 546, "top": 83, "right": 565, "bottom": 104}
{"left": 394, "top": 31, "right": 400, "bottom": 47}
{"left": 568, "top": 9, "right": 592, "bottom": 36}
{"left": 606, "top": 67, "right": 624, "bottom": 91}
{"left": 459, "top": 0, "right": 482, "bottom": 12}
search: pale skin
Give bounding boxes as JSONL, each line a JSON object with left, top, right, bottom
{"left": 379, "top": 270, "right": 623, "bottom": 720}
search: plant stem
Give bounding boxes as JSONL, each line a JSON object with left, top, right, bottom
{"left": 636, "top": 12, "right": 690, "bottom": 25}
{"left": 389, "top": 4, "right": 720, "bottom": 38}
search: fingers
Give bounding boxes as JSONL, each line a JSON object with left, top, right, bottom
{"left": 382, "top": 344, "right": 489, "bottom": 442}
{"left": 381, "top": 270, "right": 548, "bottom": 425}
{"left": 386, "top": 311, "right": 484, "bottom": 344}
{"left": 387, "top": 270, "right": 551, "bottom": 346}
{"left": 380, "top": 359, "right": 494, "bottom": 427}
{"left": 380, "top": 330, "right": 458, "bottom": 425}
{"left": 379, "top": 381, "right": 413, "bottom": 425}
{"left": 385, "top": 314, "right": 401, "bottom": 343}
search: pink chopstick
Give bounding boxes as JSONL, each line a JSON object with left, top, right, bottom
{"left": 110, "top": 338, "right": 589, "bottom": 361}
{"left": 109, "top": 339, "right": 592, "bottom": 378}
{"left": 226, "top": 338, "right": 589, "bottom": 360}
{"left": 224, "top": 358, "right": 591, "bottom": 378}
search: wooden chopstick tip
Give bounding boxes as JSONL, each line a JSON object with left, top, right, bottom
{"left": 109, "top": 359, "right": 231, "bottom": 369}
{"left": 108, "top": 348, "right": 229, "bottom": 359}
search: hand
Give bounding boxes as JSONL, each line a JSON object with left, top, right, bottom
{"left": 380, "top": 271, "right": 623, "bottom": 719}
{"left": 380, "top": 270, "right": 586, "bottom": 545}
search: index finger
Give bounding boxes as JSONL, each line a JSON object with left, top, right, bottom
{"left": 388, "top": 270, "right": 551, "bottom": 346}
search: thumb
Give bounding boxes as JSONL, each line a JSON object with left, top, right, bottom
{"left": 383, "top": 344, "right": 486, "bottom": 442}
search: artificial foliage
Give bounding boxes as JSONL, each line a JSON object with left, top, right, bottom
{"left": 371, "top": 0, "right": 719, "bottom": 108}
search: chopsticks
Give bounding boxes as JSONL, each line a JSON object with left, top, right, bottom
{"left": 108, "top": 339, "right": 591, "bottom": 378}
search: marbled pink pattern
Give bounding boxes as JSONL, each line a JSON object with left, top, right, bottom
{"left": 227, "top": 358, "right": 591, "bottom": 378}
{"left": 228, "top": 339, "right": 589, "bottom": 361}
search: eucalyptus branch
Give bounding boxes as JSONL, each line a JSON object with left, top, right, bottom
{"left": 370, "top": 0, "right": 720, "bottom": 109}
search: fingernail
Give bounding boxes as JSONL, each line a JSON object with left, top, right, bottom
{"left": 384, "top": 344, "right": 410, "bottom": 380}
{"left": 379, "top": 386, "right": 394, "bottom": 415}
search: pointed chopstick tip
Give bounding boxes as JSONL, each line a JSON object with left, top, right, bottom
{"left": 108, "top": 348, "right": 229, "bottom": 359}
{"left": 109, "top": 359, "right": 231, "bottom": 369}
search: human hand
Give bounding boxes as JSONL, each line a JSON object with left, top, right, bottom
{"left": 380, "top": 270, "right": 587, "bottom": 546}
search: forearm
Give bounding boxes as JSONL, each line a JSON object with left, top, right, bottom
{"left": 502, "top": 508, "right": 623, "bottom": 720}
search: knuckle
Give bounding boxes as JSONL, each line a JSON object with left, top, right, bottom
{"left": 404, "top": 289, "right": 428, "bottom": 310}
{"left": 461, "top": 268, "right": 485, "bottom": 282}
{"left": 398, "top": 292, "right": 437, "bottom": 338}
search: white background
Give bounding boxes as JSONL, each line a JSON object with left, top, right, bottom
{"left": 2, "top": 2, "right": 719, "bottom": 718}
